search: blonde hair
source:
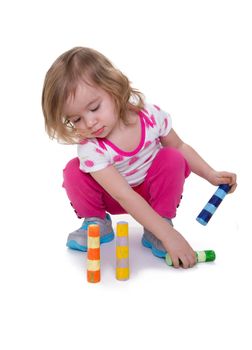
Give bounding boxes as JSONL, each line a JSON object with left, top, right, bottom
{"left": 42, "top": 47, "right": 144, "bottom": 143}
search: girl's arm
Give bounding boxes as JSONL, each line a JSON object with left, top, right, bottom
{"left": 160, "top": 129, "right": 237, "bottom": 193}
{"left": 91, "top": 165, "right": 196, "bottom": 268}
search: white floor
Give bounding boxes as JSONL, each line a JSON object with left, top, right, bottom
{"left": 2, "top": 204, "right": 250, "bottom": 350}
{"left": 1, "top": 1, "right": 251, "bottom": 349}
{"left": 1, "top": 146, "right": 250, "bottom": 350}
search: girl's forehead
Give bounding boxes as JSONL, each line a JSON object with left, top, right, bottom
{"left": 75, "top": 80, "right": 99, "bottom": 98}
{"left": 63, "top": 81, "right": 102, "bottom": 114}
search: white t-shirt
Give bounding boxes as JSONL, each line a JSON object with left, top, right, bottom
{"left": 78, "top": 103, "right": 172, "bottom": 187}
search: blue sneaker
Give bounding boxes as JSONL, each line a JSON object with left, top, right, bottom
{"left": 141, "top": 218, "right": 173, "bottom": 258}
{"left": 66, "top": 213, "right": 114, "bottom": 251}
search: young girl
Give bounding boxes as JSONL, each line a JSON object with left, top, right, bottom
{"left": 42, "top": 47, "right": 237, "bottom": 269}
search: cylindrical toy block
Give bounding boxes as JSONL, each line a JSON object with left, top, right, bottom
{"left": 196, "top": 184, "right": 231, "bottom": 225}
{"left": 87, "top": 224, "right": 100, "bottom": 283}
{"left": 116, "top": 221, "right": 130, "bottom": 281}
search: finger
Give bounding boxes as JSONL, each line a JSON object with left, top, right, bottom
{"left": 179, "top": 256, "right": 190, "bottom": 269}
{"left": 227, "top": 173, "right": 237, "bottom": 186}
{"left": 231, "top": 173, "right": 237, "bottom": 183}
{"left": 229, "top": 182, "right": 237, "bottom": 193}
{"left": 218, "top": 177, "right": 234, "bottom": 185}
{"left": 218, "top": 171, "right": 235, "bottom": 177}
{"left": 218, "top": 172, "right": 237, "bottom": 185}
{"left": 189, "top": 253, "right": 197, "bottom": 267}
{"left": 170, "top": 255, "right": 180, "bottom": 268}
{"left": 185, "top": 255, "right": 197, "bottom": 268}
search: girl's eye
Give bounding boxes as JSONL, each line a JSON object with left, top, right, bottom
{"left": 72, "top": 117, "right": 81, "bottom": 124}
{"left": 90, "top": 105, "right": 100, "bottom": 112}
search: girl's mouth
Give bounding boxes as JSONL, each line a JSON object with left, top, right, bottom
{"left": 92, "top": 127, "right": 105, "bottom": 136}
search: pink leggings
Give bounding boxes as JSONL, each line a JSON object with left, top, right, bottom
{"left": 63, "top": 147, "right": 190, "bottom": 220}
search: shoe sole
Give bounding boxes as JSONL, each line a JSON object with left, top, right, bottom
{"left": 141, "top": 237, "right": 166, "bottom": 258}
{"left": 66, "top": 232, "right": 115, "bottom": 252}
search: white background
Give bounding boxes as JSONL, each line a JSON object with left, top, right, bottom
{"left": 0, "top": 0, "right": 251, "bottom": 349}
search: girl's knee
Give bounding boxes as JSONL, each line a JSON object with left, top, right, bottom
{"left": 63, "top": 158, "right": 82, "bottom": 187}
{"left": 63, "top": 158, "right": 80, "bottom": 177}
{"left": 157, "top": 147, "right": 190, "bottom": 176}
{"left": 158, "top": 147, "right": 184, "bottom": 165}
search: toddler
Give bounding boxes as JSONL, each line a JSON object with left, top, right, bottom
{"left": 42, "top": 47, "right": 237, "bottom": 268}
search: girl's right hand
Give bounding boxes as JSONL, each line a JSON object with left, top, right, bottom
{"left": 161, "top": 228, "right": 196, "bottom": 268}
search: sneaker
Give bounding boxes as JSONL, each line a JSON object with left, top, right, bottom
{"left": 66, "top": 213, "right": 115, "bottom": 251}
{"left": 141, "top": 218, "right": 173, "bottom": 258}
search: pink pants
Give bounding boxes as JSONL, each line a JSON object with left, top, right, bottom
{"left": 63, "top": 147, "right": 190, "bottom": 220}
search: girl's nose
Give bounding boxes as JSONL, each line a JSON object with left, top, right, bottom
{"left": 86, "top": 117, "right": 97, "bottom": 128}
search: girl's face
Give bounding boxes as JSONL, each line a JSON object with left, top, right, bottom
{"left": 63, "top": 80, "right": 119, "bottom": 139}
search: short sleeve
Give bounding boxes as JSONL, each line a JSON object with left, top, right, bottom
{"left": 150, "top": 104, "right": 172, "bottom": 137}
{"left": 77, "top": 140, "right": 110, "bottom": 173}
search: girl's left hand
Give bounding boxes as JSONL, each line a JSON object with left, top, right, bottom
{"left": 207, "top": 170, "right": 237, "bottom": 193}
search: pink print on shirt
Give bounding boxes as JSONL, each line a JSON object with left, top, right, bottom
{"left": 128, "top": 156, "right": 139, "bottom": 165}
{"left": 150, "top": 114, "right": 156, "bottom": 126}
{"left": 125, "top": 169, "right": 139, "bottom": 177}
{"left": 113, "top": 155, "right": 124, "bottom": 162}
{"left": 144, "top": 141, "right": 152, "bottom": 148}
{"left": 164, "top": 117, "right": 168, "bottom": 129}
{"left": 96, "top": 148, "right": 104, "bottom": 155}
{"left": 84, "top": 160, "right": 94, "bottom": 167}
{"left": 79, "top": 139, "right": 88, "bottom": 145}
